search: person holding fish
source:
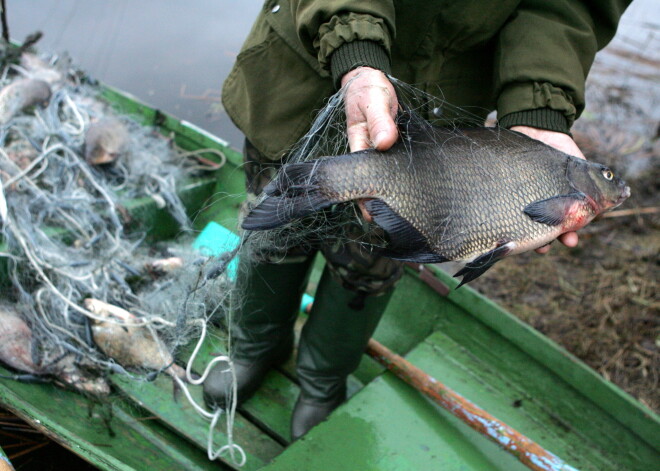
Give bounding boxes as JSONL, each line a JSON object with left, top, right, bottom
{"left": 204, "top": 0, "right": 631, "bottom": 439}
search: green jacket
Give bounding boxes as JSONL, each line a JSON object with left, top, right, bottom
{"left": 222, "top": 0, "right": 629, "bottom": 161}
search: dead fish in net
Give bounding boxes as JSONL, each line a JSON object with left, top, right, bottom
{"left": 146, "top": 256, "right": 184, "bottom": 277}
{"left": 84, "top": 118, "right": 129, "bottom": 165}
{"left": 50, "top": 354, "right": 111, "bottom": 396}
{"left": 0, "top": 306, "right": 110, "bottom": 395}
{"left": 0, "top": 305, "right": 38, "bottom": 375}
{"left": 19, "top": 52, "right": 64, "bottom": 86}
{"left": 243, "top": 124, "right": 630, "bottom": 286}
{"left": 0, "top": 78, "right": 52, "bottom": 124}
{"left": 85, "top": 298, "right": 187, "bottom": 381}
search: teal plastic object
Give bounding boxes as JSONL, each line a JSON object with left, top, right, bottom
{"left": 192, "top": 221, "right": 240, "bottom": 279}
{"left": 193, "top": 222, "right": 315, "bottom": 312}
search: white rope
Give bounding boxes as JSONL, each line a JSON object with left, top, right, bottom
{"left": 171, "top": 318, "right": 246, "bottom": 467}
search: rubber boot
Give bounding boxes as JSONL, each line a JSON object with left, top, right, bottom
{"left": 203, "top": 256, "right": 314, "bottom": 409}
{"left": 291, "top": 266, "right": 393, "bottom": 440}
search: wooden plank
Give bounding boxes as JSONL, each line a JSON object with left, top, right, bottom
{"left": 264, "top": 307, "right": 659, "bottom": 471}
{"left": 261, "top": 365, "right": 529, "bottom": 471}
{"left": 426, "top": 265, "right": 660, "bottom": 453}
{"left": 112, "top": 374, "right": 282, "bottom": 471}
{"left": 0, "top": 368, "right": 224, "bottom": 471}
{"left": 184, "top": 323, "right": 298, "bottom": 445}
{"left": 422, "top": 324, "right": 659, "bottom": 470}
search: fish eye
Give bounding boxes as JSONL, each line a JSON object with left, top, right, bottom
{"left": 601, "top": 168, "right": 614, "bottom": 181}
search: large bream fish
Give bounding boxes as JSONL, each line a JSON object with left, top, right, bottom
{"left": 242, "top": 123, "right": 630, "bottom": 286}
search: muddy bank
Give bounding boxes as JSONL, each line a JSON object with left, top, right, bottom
{"left": 471, "top": 20, "right": 659, "bottom": 411}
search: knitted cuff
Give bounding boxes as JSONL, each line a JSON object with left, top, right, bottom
{"left": 330, "top": 40, "right": 391, "bottom": 88}
{"left": 498, "top": 108, "right": 571, "bottom": 135}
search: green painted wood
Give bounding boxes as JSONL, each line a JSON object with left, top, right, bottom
{"left": 261, "top": 367, "right": 529, "bottom": 471}
{"left": 426, "top": 265, "right": 660, "bottom": 454}
{"left": 0, "top": 368, "right": 224, "bottom": 471}
{"left": 414, "top": 331, "right": 656, "bottom": 471}
{"left": 263, "top": 322, "right": 659, "bottom": 471}
{"left": 111, "top": 374, "right": 282, "bottom": 470}
{"left": 181, "top": 323, "right": 298, "bottom": 445}
{"left": 239, "top": 371, "right": 298, "bottom": 444}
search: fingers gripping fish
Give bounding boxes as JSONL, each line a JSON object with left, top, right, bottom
{"left": 242, "top": 123, "right": 630, "bottom": 286}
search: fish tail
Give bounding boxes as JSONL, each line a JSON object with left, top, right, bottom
{"left": 242, "top": 160, "right": 339, "bottom": 230}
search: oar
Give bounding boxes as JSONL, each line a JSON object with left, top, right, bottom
{"left": 365, "top": 338, "right": 580, "bottom": 471}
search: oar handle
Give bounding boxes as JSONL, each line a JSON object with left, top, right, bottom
{"left": 365, "top": 338, "right": 579, "bottom": 471}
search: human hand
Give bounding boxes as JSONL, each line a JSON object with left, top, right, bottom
{"left": 510, "top": 125, "right": 585, "bottom": 254}
{"left": 341, "top": 67, "right": 398, "bottom": 222}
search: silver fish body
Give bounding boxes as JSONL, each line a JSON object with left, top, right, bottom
{"left": 0, "top": 78, "right": 51, "bottom": 124}
{"left": 0, "top": 306, "right": 110, "bottom": 395}
{"left": 0, "top": 306, "right": 38, "bottom": 374}
{"left": 85, "top": 298, "right": 185, "bottom": 380}
{"left": 243, "top": 125, "right": 630, "bottom": 285}
{"left": 84, "top": 118, "right": 129, "bottom": 165}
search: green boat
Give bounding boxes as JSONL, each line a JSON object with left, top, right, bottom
{"left": 0, "top": 84, "right": 658, "bottom": 471}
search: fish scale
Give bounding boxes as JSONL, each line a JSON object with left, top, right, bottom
{"left": 244, "top": 123, "right": 630, "bottom": 284}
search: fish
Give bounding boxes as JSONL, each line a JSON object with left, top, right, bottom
{"left": 0, "top": 306, "right": 38, "bottom": 374}
{"left": 85, "top": 298, "right": 187, "bottom": 380}
{"left": 84, "top": 118, "right": 129, "bottom": 165}
{"left": 50, "top": 354, "right": 111, "bottom": 396}
{"left": 19, "top": 52, "right": 64, "bottom": 86}
{"left": 242, "top": 123, "right": 630, "bottom": 286}
{"left": 0, "top": 78, "right": 52, "bottom": 124}
{"left": 146, "top": 256, "right": 184, "bottom": 277}
{"left": 0, "top": 306, "right": 110, "bottom": 395}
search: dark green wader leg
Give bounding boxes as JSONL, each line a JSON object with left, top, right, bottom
{"left": 203, "top": 256, "right": 315, "bottom": 409}
{"left": 291, "top": 266, "right": 394, "bottom": 440}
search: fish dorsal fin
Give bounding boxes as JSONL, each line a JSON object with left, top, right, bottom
{"left": 365, "top": 199, "right": 448, "bottom": 263}
{"left": 453, "top": 242, "right": 514, "bottom": 287}
{"left": 523, "top": 193, "right": 586, "bottom": 226}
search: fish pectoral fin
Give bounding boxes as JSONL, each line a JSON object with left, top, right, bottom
{"left": 365, "top": 199, "right": 448, "bottom": 263}
{"left": 454, "top": 243, "right": 513, "bottom": 288}
{"left": 523, "top": 193, "right": 586, "bottom": 226}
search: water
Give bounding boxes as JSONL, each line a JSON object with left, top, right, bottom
{"left": 5, "top": 0, "right": 262, "bottom": 150}
{"left": 4, "top": 0, "right": 658, "bottom": 153}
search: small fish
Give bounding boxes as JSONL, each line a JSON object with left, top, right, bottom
{"left": 85, "top": 298, "right": 186, "bottom": 380}
{"left": 0, "top": 78, "right": 52, "bottom": 124}
{"left": 19, "top": 52, "right": 63, "bottom": 86}
{"left": 146, "top": 256, "right": 184, "bottom": 276}
{"left": 243, "top": 122, "right": 630, "bottom": 285}
{"left": 0, "top": 306, "right": 109, "bottom": 395}
{"left": 50, "top": 354, "right": 111, "bottom": 396}
{"left": 84, "top": 118, "right": 129, "bottom": 165}
{"left": 0, "top": 306, "right": 38, "bottom": 374}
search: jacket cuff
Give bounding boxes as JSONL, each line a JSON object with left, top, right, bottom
{"left": 497, "top": 81, "right": 577, "bottom": 134}
{"left": 330, "top": 41, "right": 391, "bottom": 88}
{"left": 498, "top": 108, "right": 571, "bottom": 134}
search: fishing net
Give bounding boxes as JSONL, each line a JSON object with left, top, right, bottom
{"left": 241, "top": 76, "right": 490, "bottom": 264}
{"left": 0, "top": 47, "right": 233, "bottom": 389}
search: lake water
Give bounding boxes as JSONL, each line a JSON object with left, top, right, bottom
{"left": 5, "top": 0, "right": 659, "bottom": 153}
{"left": 6, "top": 0, "right": 262, "bottom": 149}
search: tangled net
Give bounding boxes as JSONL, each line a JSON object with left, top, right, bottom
{"left": 241, "top": 76, "right": 489, "bottom": 262}
{"left": 0, "top": 46, "right": 232, "bottom": 392}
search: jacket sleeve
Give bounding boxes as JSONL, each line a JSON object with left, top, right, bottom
{"left": 292, "top": 0, "right": 395, "bottom": 85}
{"left": 495, "top": 0, "right": 630, "bottom": 133}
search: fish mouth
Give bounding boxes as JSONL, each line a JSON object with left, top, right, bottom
{"left": 618, "top": 185, "right": 631, "bottom": 203}
{"left": 611, "top": 185, "right": 631, "bottom": 209}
